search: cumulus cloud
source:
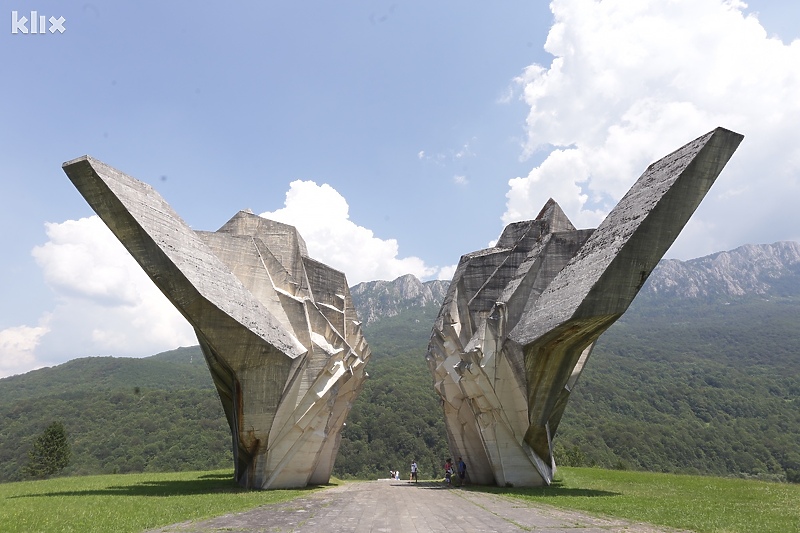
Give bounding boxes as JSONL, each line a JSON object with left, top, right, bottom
{"left": 505, "top": 0, "right": 800, "bottom": 258}
{"left": 32, "top": 217, "right": 195, "bottom": 355}
{"left": 437, "top": 264, "right": 458, "bottom": 281}
{"left": 0, "top": 321, "right": 50, "bottom": 377}
{"left": 260, "top": 180, "right": 441, "bottom": 284}
{"left": 32, "top": 217, "right": 145, "bottom": 306}
{"left": 0, "top": 216, "right": 196, "bottom": 377}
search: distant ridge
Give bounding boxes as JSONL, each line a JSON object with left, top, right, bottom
{"left": 350, "top": 273, "right": 448, "bottom": 325}
{"left": 645, "top": 241, "right": 800, "bottom": 298}
{"left": 0, "top": 350, "right": 212, "bottom": 405}
{"left": 349, "top": 242, "right": 800, "bottom": 326}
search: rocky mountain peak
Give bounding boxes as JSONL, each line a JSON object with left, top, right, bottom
{"left": 644, "top": 241, "right": 800, "bottom": 298}
{"left": 349, "top": 242, "right": 800, "bottom": 325}
{"left": 350, "top": 275, "right": 449, "bottom": 325}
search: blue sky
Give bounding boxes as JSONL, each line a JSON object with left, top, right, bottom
{"left": 2, "top": 0, "right": 799, "bottom": 377}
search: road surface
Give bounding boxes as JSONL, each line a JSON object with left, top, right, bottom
{"left": 148, "top": 479, "right": 692, "bottom": 533}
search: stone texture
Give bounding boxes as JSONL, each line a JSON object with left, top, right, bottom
{"left": 62, "top": 157, "right": 370, "bottom": 489}
{"left": 426, "top": 127, "right": 743, "bottom": 487}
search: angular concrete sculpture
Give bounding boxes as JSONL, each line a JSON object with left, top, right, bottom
{"left": 426, "top": 127, "right": 743, "bottom": 487}
{"left": 62, "top": 157, "right": 370, "bottom": 489}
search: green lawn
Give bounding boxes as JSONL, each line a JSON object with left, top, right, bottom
{"left": 3, "top": 468, "right": 798, "bottom": 532}
{"left": 477, "top": 467, "right": 800, "bottom": 533}
{"left": 0, "top": 470, "right": 312, "bottom": 533}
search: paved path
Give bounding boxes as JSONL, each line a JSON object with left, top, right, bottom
{"left": 148, "top": 480, "right": 692, "bottom": 533}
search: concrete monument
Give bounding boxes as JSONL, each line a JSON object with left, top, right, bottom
{"left": 426, "top": 127, "right": 743, "bottom": 487}
{"left": 63, "top": 157, "right": 371, "bottom": 489}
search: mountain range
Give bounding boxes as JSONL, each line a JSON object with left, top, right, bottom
{"left": 349, "top": 241, "right": 800, "bottom": 317}
{"left": 643, "top": 241, "right": 800, "bottom": 298}
{"left": 350, "top": 274, "right": 449, "bottom": 325}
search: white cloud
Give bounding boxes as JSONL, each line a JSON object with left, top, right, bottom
{"left": 505, "top": 0, "right": 800, "bottom": 258}
{"left": 32, "top": 217, "right": 144, "bottom": 306}
{"left": 437, "top": 264, "right": 458, "bottom": 281}
{"left": 0, "top": 216, "right": 196, "bottom": 377}
{"left": 453, "top": 175, "right": 469, "bottom": 186}
{"left": 0, "top": 321, "right": 50, "bottom": 378}
{"left": 260, "top": 180, "right": 439, "bottom": 284}
{"left": 417, "top": 139, "right": 477, "bottom": 167}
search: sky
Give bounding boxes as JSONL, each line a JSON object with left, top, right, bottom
{"left": 1, "top": 0, "right": 799, "bottom": 377}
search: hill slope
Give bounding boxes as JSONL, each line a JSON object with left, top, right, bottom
{"left": 0, "top": 347, "right": 213, "bottom": 405}
{"left": 563, "top": 291, "right": 800, "bottom": 481}
{"left": 0, "top": 347, "right": 229, "bottom": 481}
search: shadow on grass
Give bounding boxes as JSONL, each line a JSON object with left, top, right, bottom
{"left": 198, "top": 472, "right": 234, "bottom": 480}
{"left": 473, "top": 479, "right": 619, "bottom": 498}
{"left": 11, "top": 477, "right": 321, "bottom": 499}
{"left": 380, "top": 480, "right": 618, "bottom": 498}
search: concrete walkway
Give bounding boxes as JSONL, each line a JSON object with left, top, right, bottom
{"left": 148, "top": 480, "right": 692, "bottom": 533}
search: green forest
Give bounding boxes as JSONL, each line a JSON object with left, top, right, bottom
{"left": 0, "top": 350, "right": 231, "bottom": 481}
{"left": 559, "top": 292, "right": 800, "bottom": 483}
{"left": 0, "top": 292, "right": 798, "bottom": 484}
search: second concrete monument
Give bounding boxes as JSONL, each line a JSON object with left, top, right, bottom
{"left": 426, "top": 127, "right": 743, "bottom": 487}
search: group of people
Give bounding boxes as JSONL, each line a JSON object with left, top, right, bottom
{"left": 398, "top": 457, "right": 467, "bottom": 486}
{"left": 443, "top": 457, "right": 467, "bottom": 487}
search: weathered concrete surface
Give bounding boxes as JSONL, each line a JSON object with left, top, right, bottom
{"left": 62, "top": 157, "right": 370, "bottom": 489}
{"left": 147, "top": 481, "right": 692, "bottom": 533}
{"left": 426, "top": 127, "right": 743, "bottom": 487}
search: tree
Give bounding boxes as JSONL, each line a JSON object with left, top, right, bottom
{"left": 24, "top": 422, "right": 71, "bottom": 478}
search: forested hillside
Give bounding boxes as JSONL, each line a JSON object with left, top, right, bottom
{"left": 0, "top": 348, "right": 230, "bottom": 481}
{"left": 334, "top": 305, "right": 449, "bottom": 480}
{"left": 0, "top": 347, "right": 212, "bottom": 404}
{"left": 1, "top": 243, "right": 798, "bottom": 484}
{"left": 549, "top": 242, "right": 799, "bottom": 482}
{"left": 558, "top": 291, "right": 800, "bottom": 482}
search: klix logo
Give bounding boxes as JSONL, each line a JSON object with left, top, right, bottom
{"left": 11, "top": 10, "right": 66, "bottom": 34}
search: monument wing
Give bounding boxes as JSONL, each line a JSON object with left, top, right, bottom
{"left": 426, "top": 127, "right": 743, "bottom": 487}
{"left": 63, "top": 156, "right": 370, "bottom": 489}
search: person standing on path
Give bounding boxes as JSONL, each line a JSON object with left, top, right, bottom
{"left": 457, "top": 457, "right": 467, "bottom": 487}
{"left": 410, "top": 461, "right": 418, "bottom": 482}
{"left": 444, "top": 458, "right": 453, "bottom": 486}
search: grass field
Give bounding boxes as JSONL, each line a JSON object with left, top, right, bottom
{"left": 3, "top": 468, "right": 798, "bottom": 532}
{"left": 479, "top": 467, "right": 800, "bottom": 533}
{"left": 0, "top": 470, "right": 311, "bottom": 533}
